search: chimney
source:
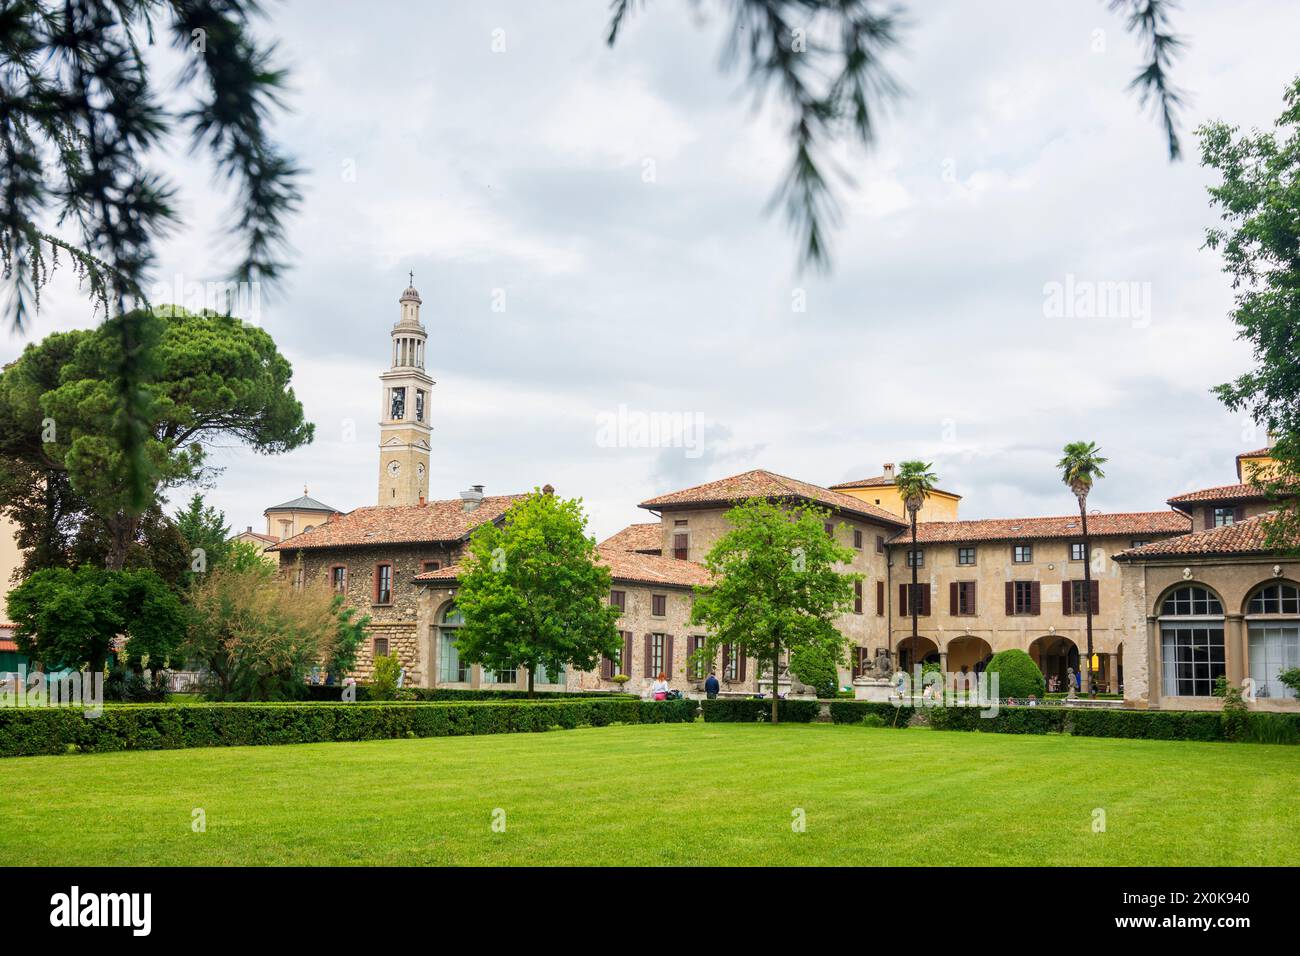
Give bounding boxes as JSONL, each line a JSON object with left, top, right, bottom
{"left": 418, "top": 495, "right": 426, "bottom": 507}
{"left": 882, "top": 462, "right": 895, "bottom": 481}
{"left": 542, "top": 483, "right": 554, "bottom": 495}
{"left": 460, "top": 484, "right": 485, "bottom": 512}
{"left": 246, "top": 525, "right": 253, "bottom": 533}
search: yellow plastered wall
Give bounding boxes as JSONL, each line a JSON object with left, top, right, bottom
{"left": 836, "top": 484, "right": 961, "bottom": 522}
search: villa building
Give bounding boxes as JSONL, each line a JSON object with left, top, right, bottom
{"left": 260, "top": 281, "right": 1297, "bottom": 710}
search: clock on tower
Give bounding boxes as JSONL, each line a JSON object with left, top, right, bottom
{"left": 377, "top": 277, "right": 434, "bottom": 506}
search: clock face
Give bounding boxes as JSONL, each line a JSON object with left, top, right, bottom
{"left": 387, "top": 460, "right": 401, "bottom": 477}
{"left": 417, "top": 463, "right": 425, "bottom": 477}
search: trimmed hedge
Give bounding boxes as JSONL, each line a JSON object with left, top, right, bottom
{"left": 827, "top": 700, "right": 915, "bottom": 726}
{"left": 301, "top": 685, "right": 633, "bottom": 703}
{"left": 0, "top": 698, "right": 699, "bottom": 758}
{"left": 926, "top": 705, "right": 1300, "bottom": 743}
{"left": 701, "top": 698, "right": 820, "bottom": 723}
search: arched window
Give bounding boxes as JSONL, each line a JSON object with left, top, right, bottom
{"left": 437, "top": 604, "right": 469, "bottom": 684}
{"left": 1158, "top": 586, "right": 1225, "bottom": 697}
{"left": 1245, "top": 582, "right": 1300, "bottom": 700}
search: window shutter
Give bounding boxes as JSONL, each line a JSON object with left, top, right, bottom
{"left": 663, "top": 635, "right": 674, "bottom": 676}
{"left": 1005, "top": 581, "right": 1014, "bottom": 615}
{"left": 854, "top": 580, "right": 863, "bottom": 613}
{"left": 949, "top": 582, "right": 958, "bottom": 615}
{"left": 644, "top": 634, "right": 653, "bottom": 677}
{"left": 899, "top": 583, "right": 909, "bottom": 616}
{"left": 923, "top": 585, "right": 932, "bottom": 616}
{"left": 1062, "top": 581, "right": 1072, "bottom": 615}
{"left": 1031, "top": 581, "right": 1042, "bottom": 615}
{"left": 1234, "top": 505, "right": 1246, "bottom": 522}
{"left": 877, "top": 580, "right": 884, "bottom": 616}
{"left": 851, "top": 648, "right": 862, "bottom": 679}
{"left": 1204, "top": 505, "right": 1214, "bottom": 528}
{"left": 738, "top": 653, "right": 747, "bottom": 683}
{"left": 622, "top": 631, "right": 633, "bottom": 673}
{"left": 1090, "top": 579, "right": 1100, "bottom": 613}
{"left": 600, "top": 655, "right": 613, "bottom": 679}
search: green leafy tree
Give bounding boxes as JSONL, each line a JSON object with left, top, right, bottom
{"left": 608, "top": 1, "right": 1184, "bottom": 270}
{"left": 789, "top": 644, "right": 839, "bottom": 698}
{"left": 5, "top": 565, "right": 184, "bottom": 672}
{"left": 453, "top": 490, "right": 622, "bottom": 697}
{"left": 1, "top": 1, "right": 301, "bottom": 504}
{"left": 689, "top": 498, "right": 860, "bottom": 723}
{"left": 183, "top": 565, "right": 368, "bottom": 701}
{"left": 0, "top": 308, "right": 312, "bottom": 570}
{"left": 1058, "top": 440, "right": 1108, "bottom": 696}
{"left": 174, "top": 493, "right": 231, "bottom": 577}
{"left": 1201, "top": 77, "right": 1300, "bottom": 551}
{"left": 894, "top": 461, "right": 937, "bottom": 668}
{"left": 983, "top": 649, "right": 1046, "bottom": 700}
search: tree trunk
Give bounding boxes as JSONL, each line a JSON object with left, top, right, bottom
{"left": 527, "top": 665, "right": 535, "bottom": 699}
{"left": 910, "top": 511, "right": 919, "bottom": 685}
{"left": 104, "top": 513, "right": 136, "bottom": 571}
{"left": 1080, "top": 497, "right": 1095, "bottom": 698}
{"left": 771, "top": 649, "right": 780, "bottom": 724}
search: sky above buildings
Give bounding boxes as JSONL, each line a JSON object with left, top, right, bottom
{"left": 5, "top": 0, "right": 1299, "bottom": 540}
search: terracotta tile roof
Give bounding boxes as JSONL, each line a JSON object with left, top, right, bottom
{"left": 639, "top": 469, "right": 907, "bottom": 527}
{"left": 269, "top": 495, "right": 529, "bottom": 551}
{"left": 234, "top": 530, "right": 279, "bottom": 545}
{"left": 895, "top": 511, "right": 1191, "bottom": 545}
{"left": 0, "top": 640, "right": 18, "bottom": 653}
{"left": 599, "top": 522, "right": 663, "bottom": 553}
{"left": 1166, "top": 483, "right": 1269, "bottom": 505}
{"left": 414, "top": 547, "right": 713, "bottom": 590}
{"left": 1114, "top": 512, "right": 1286, "bottom": 560}
{"left": 828, "top": 474, "right": 960, "bottom": 497}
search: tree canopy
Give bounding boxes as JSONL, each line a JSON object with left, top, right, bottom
{"left": 452, "top": 490, "right": 623, "bottom": 696}
{"left": 1200, "top": 76, "right": 1300, "bottom": 550}
{"left": 0, "top": 307, "right": 312, "bottom": 569}
{"left": 689, "top": 498, "right": 859, "bottom": 722}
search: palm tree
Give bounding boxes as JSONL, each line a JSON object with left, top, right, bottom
{"left": 895, "top": 461, "right": 938, "bottom": 683}
{"left": 1058, "top": 441, "right": 1108, "bottom": 698}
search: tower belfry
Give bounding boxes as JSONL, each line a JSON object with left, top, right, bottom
{"left": 377, "top": 277, "right": 434, "bottom": 506}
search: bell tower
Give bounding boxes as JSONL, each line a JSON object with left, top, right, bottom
{"left": 378, "top": 275, "right": 434, "bottom": 506}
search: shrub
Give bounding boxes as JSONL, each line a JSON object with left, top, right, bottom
{"left": 828, "top": 700, "right": 913, "bottom": 726}
{"left": 369, "top": 654, "right": 402, "bottom": 701}
{"left": 104, "top": 667, "right": 169, "bottom": 703}
{"left": 701, "top": 698, "right": 820, "bottom": 723}
{"left": 983, "top": 649, "right": 1045, "bottom": 700}
{"left": 0, "top": 697, "right": 699, "bottom": 758}
{"left": 301, "top": 686, "right": 634, "bottom": 703}
{"left": 789, "top": 646, "right": 839, "bottom": 698}
{"left": 1277, "top": 667, "right": 1300, "bottom": 700}
{"left": 860, "top": 713, "right": 886, "bottom": 728}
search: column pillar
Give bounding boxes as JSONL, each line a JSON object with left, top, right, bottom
{"left": 1225, "top": 613, "right": 1245, "bottom": 686}
{"left": 1107, "top": 653, "right": 1119, "bottom": 694}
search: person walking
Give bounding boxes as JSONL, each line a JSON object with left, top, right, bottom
{"left": 704, "top": 670, "right": 720, "bottom": 700}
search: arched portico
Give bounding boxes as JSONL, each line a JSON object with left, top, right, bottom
{"left": 1030, "top": 635, "right": 1079, "bottom": 692}
{"left": 945, "top": 635, "right": 993, "bottom": 675}
{"left": 897, "top": 635, "right": 939, "bottom": 673}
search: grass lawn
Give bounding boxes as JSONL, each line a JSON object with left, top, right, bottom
{"left": 1, "top": 723, "right": 1296, "bottom": 866}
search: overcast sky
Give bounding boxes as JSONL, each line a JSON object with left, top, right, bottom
{"left": 6, "top": 0, "right": 1300, "bottom": 541}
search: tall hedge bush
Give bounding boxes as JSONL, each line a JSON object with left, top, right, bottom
{"left": 983, "top": 649, "right": 1046, "bottom": 699}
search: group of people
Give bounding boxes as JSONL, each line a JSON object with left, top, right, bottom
{"left": 647, "top": 670, "right": 723, "bottom": 700}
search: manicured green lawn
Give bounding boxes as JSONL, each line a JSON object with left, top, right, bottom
{"left": 1, "top": 723, "right": 1296, "bottom": 866}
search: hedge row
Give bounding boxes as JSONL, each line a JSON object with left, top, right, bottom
{"left": 301, "top": 685, "right": 633, "bottom": 703}
{"left": 827, "top": 700, "right": 916, "bottom": 726}
{"left": 701, "top": 698, "right": 821, "bottom": 722}
{"left": 0, "top": 698, "right": 699, "bottom": 758}
{"left": 926, "top": 705, "right": 1300, "bottom": 743}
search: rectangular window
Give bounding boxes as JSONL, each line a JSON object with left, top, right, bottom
{"left": 421, "top": 560, "right": 440, "bottom": 573}
{"left": 674, "top": 519, "right": 688, "bottom": 527}
{"left": 957, "top": 547, "right": 975, "bottom": 566}
{"left": 876, "top": 580, "right": 884, "bottom": 616}
{"left": 374, "top": 563, "right": 393, "bottom": 604}
{"left": 293, "top": 566, "right": 305, "bottom": 591}
{"left": 650, "top": 633, "right": 667, "bottom": 676}
{"left": 957, "top": 581, "right": 976, "bottom": 615}
{"left": 854, "top": 580, "right": 863, "bottom": 614}
{"left": 610, "top": 589, "right": 626, "bottom": 612}
{"left": 853, "top": 528, "right": 863, "bottom": 550}
{"left": 483, "top": 666, "right": 517, "bottom": 684}
{"left": 1012, "top": 580, "right": 1036, "bottom": 615}
{"left": 415, "top": 389, "right": 426, "bottom": 422}
{"left": 688, "top": 635, "right": 707, "bottom": 680}
{"left": 673, "top": 533, "right": 688, "bottom": 560}
{"left": 330, "top": 565, "right": 347, "bottom": 592}
{"left": 373, "top": 637, "right": 389, "bottom": 658}
{"left": 1248, "top": 624, "right": 1300, "bottom": 700}
{"left": 876, "top": 535, "right": 885, "bottom": 554}
{"left": 723, "top": 644, "right": 740, "bottom": 681}
{"left": 438, "top": 628, "right": 469, "bottom": 683}
{"left": 824, "top": 521, "right": 835, "bottom": 537}
{"left": 1161, "top": 626, "right": 1225, "bottom": 697}
{"left": 1130, "top": 539, "right": 1150, "bottom": 549}
{"left": 1069, "top": 542, "right": 1086, "bottom": 562}
{"left": 906, "top": 549, "right": 923, "bottom": 568}
{"left": 1213, "top": 507, "right": 1236, "bottom": 527}
{"left": 389, "top": 387, "right": 406, "bottom": 420}
{"left": 602, "top": 631, "right": 630, "bottom": 679}
{"left": 1013, "top": 544, "right": 1033, "bottom": 564}
{"left": 651, "top": 593, "right": 667, "bottom": 617}
{"left": 900, "top": 583, "right": 930, "bottom": 616}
